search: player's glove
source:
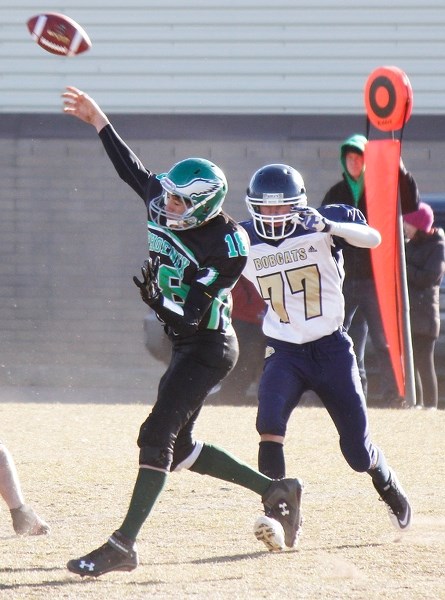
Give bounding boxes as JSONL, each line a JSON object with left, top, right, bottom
{"left": 293, "top": 206, "right": 332, "bottom": 233}
{"left": 133, "top": 256, "right": 161, "bottom": 305}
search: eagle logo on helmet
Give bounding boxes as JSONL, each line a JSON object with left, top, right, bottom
{"left": 162, "top": 176, "right": 223, "bottom": 202}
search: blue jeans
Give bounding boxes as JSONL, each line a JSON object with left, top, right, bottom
{"left": 343, "top": 278, "right": 399, "bottom": 403}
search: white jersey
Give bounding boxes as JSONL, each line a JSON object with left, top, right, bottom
{"left": 240, "top": 204, "right": 367, "bottom": 344}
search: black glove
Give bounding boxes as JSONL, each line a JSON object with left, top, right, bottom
{"left": 133, "top": 256, "right": 161, "bottom": 305}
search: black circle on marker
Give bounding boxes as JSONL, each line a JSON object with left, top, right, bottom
{"left": 368, "top": 76, "right": 396, "bottom": 118}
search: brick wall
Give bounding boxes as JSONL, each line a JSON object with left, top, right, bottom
{"left": 1, "top": 114, "right": 444, "bottom": 401}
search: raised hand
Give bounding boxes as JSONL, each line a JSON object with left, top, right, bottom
{"left": 61, "top": 86, "right": 110, "bottom": 132}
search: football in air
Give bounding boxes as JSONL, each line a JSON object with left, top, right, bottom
{"left": 26, "top": 13, "right": 92, "bottom": 57}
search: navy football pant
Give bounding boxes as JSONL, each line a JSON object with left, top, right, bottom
{"left": 256, "top": 328, "right": 378, "bottom": 472}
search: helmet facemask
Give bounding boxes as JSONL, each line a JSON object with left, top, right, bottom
{"left": 150, "top": 189, "right": 199, "bottom": 230}
{"left": 247, "top": 195, "right": 307, "bottom": 240}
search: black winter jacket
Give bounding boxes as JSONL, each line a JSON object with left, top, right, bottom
{"left": 405, "top": 228, "right": 445, "bottom": 339}
{"left": 322, "top": 166, "right": 419, "bottom": 280}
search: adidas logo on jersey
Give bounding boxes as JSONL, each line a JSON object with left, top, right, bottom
{"left": 308, "top": 246, "right": 317, "bottom": 253}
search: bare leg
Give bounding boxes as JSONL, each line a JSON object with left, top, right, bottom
{"left": 0, "top": 443, "right": 50, "bottom": 535}
{"left": 0, "top": 442, "right": 25, "bottom": 508}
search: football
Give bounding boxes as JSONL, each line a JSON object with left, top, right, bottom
{"left": 26, "top": 13, "right": 92, "bottom": 57}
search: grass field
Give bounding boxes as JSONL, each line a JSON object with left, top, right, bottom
{"left": 0, "top": 400, "right": 444, "bottom": 600}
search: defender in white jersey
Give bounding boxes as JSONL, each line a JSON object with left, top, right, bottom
{"left": 240, "top": 164, "right": 412, "bottom": 551}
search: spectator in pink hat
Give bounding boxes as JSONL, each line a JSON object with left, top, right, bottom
{"left": 403, "top": 203, "right": 445, "bottom": 410}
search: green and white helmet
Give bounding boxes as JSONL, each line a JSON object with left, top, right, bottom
{"left": 150, "top": 157, "right": 228, "bottom": 230}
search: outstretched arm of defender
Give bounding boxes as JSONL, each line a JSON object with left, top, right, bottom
{"left": 328, "top": 221, "right": 381, "bottom": 248}
{"left": 295, "top": 206, "right": 381, "bottom": 248}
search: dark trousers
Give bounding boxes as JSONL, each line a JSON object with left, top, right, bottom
{"left": 412, "top": 333, "right": 438, "bottom": 408}
{"left": 343, "top": 277, "right": 399, "bottom": 403}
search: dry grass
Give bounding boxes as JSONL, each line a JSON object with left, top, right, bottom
{"left": 0, "top": 400, "right": 444, "bottom": 600}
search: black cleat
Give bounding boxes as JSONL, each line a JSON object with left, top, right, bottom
{"left": 261, "top": 478, "right": 304, "bottom": 548}
{"left": 374, "top": 470, "right": 412, "bottom": 531}
{"left": 67, "top": 531, "right": 138, "bottom": 577}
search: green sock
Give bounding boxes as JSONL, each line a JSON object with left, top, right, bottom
{"left": 190, "top": 443, "right": 272, "bottom": 496}
{"left": 119, "top": 468, "right": 167, "bottom": 541}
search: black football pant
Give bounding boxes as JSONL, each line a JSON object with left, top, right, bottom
{"left": 137, "top": 329, "right": 239, "bottom": 471}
